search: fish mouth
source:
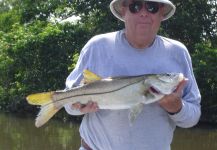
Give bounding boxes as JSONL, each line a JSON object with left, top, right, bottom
{"left": 149, "top": 86, "right": 161, "bottom": 95}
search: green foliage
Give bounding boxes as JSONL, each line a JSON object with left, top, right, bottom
{"left": 0, "top": 0, "right": 217, "bottom": 123}
{"left": 192, "top": 44, "right": 217, "bottom": 123}
{"left": 162, "top": 0, "right": 217, "bottom": 51}
{"left": 0, "top": 9, "right": 20, "bottom": 32}
{"left": 0, "top": 21, "right": 90, "bottom": 113}
{"left": 72, "top": 0, "right": 124, "bottom": 34}
{"left": 18, "top": 0, "right": 75, "bottom": 23}
{"left": 0, "top": 0, "right": 15, "bottom": 13}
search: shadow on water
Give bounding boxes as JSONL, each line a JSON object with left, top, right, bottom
{"left": 1, "top": 112, "right": 217, "bottom": 150}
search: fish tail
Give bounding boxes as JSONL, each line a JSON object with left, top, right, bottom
{"left": 35, "top": 104, "right": 60, "bottom": 127}
{"left": 26, "top": 92, "right": 60, "bottom": 127}
{"left": 26, "top": 92, "right": 54, "bottom": 105}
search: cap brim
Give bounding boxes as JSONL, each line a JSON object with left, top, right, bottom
{"left": 110, "top": 0, "right": 176, "bottom": 21}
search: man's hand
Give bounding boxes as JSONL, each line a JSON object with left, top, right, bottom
{"left": 72, "top": 101, "right": 99, "bottom": 113}
{"left": 159, "top": 79, "right": 187, "bottom": 114}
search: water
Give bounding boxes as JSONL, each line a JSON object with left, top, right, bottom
{"left": 0, "top": 113, "right": 80, "bottom": 150}
{"left": 0, "top": 112, "right": 217, "bottom": 150}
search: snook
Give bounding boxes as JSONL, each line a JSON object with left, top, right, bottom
{"left": 26, "top": 70, "right": 185, "bottom": 127}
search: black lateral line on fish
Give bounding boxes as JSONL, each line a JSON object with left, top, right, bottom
{"left": 43, "top": 79, "right": 145, "bottom": 107}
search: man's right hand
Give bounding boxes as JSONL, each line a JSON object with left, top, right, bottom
{"left": 72, "top": 101, "right": 99, "bottom": 113}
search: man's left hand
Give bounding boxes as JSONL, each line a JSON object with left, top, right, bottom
{"left": 159, "top": 79, "right": 187, "bottom": 114}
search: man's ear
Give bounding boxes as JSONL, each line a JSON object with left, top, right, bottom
{"left": 120, "top": 6, "right": 126, "bottom": 20}
{"left": 159, "top": 6, "right": 165, "bottom": 21}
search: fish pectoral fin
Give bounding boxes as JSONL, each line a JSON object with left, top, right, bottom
{"left": 35, "top": 104, "right": 60, "bottom": 128}
{"left": 128, "top": 103, "right": 144, "bottom": 125}
{"left": 26, "top": 92, "right": 54, "bottom": 105}
{"left": 82, "top": 69, "right": 102, "bottom": 84}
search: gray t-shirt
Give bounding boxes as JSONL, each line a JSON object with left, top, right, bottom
{"left": 64, "top": 30, "right": 201, "bottom": 150}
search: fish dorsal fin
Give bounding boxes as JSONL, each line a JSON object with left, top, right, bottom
{"left": 82, "top": 69, "right": 102, "bottom": 84}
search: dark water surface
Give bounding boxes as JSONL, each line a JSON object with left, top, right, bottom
{"left": 0, "top": 112, "right": 216, "bottom": 150}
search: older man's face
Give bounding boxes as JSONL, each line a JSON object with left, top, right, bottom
{"left": 122, "top": 0, "right": 164, "bottom": 37}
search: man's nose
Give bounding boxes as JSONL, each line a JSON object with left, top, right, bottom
{"left": 139, "top": 6, "right": 149, "bottom": 16}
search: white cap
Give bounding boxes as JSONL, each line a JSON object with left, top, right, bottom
{"left": 110, "top": 0, "right": 176, "bottom": 21}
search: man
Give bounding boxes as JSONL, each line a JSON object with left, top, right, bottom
{"left": 64, "top": 0, "right": 201, "bottom": 149}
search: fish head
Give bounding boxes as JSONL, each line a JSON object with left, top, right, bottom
{"left": 144, "top": 73, "right": 185, "bottom": 96}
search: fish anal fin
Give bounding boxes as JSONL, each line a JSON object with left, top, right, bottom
{"left": 128, "top": 103, "right": 144, "bottom": 125}
{"left": 26, "top": 92, "right": 54, "bottom": 105}
{"left": 82, "top": 69, "right": 102, "bottom": 84}
{"left": 35, "top": 104, "right": 60, "bottom": 128}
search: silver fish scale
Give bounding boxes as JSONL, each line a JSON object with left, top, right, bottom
{"left": 53, "top": 75, "right": 145, "bottom": 101}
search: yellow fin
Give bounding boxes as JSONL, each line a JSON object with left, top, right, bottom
{"left": 83, "top": 69, "right": 101, "bottom": 84}
{"left": 26, "top": 92, "right": 54, "bottom": 106}
{"left": 35, "top": 104, "right": 60, "bottom": 128}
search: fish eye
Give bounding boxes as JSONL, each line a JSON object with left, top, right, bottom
{"left": 158, "top": 74, "right": 173, "bottom": 83}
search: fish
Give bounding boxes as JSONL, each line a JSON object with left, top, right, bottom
{"left": 26, "top": 70, "right": 185, "bottom": 127}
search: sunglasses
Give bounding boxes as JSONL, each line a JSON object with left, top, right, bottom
{"left": 128, "top": 1, "right": 161, "bottom": 14}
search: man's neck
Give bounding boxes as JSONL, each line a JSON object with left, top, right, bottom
{"left": 124, "top": 31, "right": 156, "bottom": 49}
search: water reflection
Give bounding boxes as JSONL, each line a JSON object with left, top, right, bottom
{"left": 0, "top": 112, "right": 217, "bottom": 150}
{"left": 0, "top": 113, "right": 80, "bottom": 150}
{"left": 171, "top": 124, "right": 217, "bottom": 150}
